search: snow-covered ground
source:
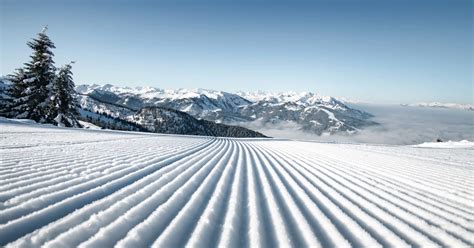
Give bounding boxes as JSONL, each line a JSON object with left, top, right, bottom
{"left": 0, "top": 120, "right": 473, "bottom": 247}
{"left": 413, "top": 140, "right": 474, "bottom": 149}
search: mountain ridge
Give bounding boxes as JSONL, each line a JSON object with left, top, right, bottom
{"left": 78, "top": 92, "right": 266, "bottom": 137}
{"left": 76, "top": 83, "right": 378, "bottom": 135}
{"left": 402, "top": 102, "right": 474, "bottom": 111}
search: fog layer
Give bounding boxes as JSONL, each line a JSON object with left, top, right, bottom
{"left": 250, "top": 104, "right": 474, "bottom": 145}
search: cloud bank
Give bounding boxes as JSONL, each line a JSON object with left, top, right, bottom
{"left": 245, "top": 104, "right": 474, "bottom": 145}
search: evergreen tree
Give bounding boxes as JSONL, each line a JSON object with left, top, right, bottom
{"left": 1, "top": 68, "right": 28, "bottom": 117}
{"left": 18, "top": 26, "right": 56, "bottom": 122}
{"left": 50, "top": 61, "right": 81, "bottom": 127}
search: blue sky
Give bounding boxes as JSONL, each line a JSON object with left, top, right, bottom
{"left": 1, "top": 0, "right": 472, "bottom": 104}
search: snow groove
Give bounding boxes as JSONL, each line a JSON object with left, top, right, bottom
{"left": 1, "top": 123, "right": 473, "bottom": 247}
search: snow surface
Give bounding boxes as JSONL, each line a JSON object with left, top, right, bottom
{"left": 0, "top": 120, "right": 473, "bottom": 247}
{"left": 413, "top": 140, "right": 474, "bottom": 149}
{"left": 77, "top": 120, "right": 101, "bottom": 130}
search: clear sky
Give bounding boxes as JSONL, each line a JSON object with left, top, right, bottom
{"left": 1, "top": 0, "right": 472, "bottom": 104}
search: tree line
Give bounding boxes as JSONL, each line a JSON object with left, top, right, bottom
{"left": 1, "top": 26, "right": 80, "bottom": 127}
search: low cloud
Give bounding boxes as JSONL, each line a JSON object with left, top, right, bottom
{"left": 240, "top": 104, "right": 474, "bottom": 145}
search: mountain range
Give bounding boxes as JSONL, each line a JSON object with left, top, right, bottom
{"left": 402, "top": 102, "right": 474, "bottom": 111}
{"left": 77, "top": 92, "right": 266, "bottom": 137}
{"left": 76, "top": 84, "right": 377, "bottom": 135}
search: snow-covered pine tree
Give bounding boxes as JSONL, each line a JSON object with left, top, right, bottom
{"left": 18, "top": 26, "right": 57, "bottom": 122}
{"left": 50, "top": 61, "right": 81, "bottom": 127}
{"left": 1, "top": 68, "right": 28, "bottom": 117}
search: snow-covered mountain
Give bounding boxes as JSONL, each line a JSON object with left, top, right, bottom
{"left": 134, "top": 107, "right": 266, "bottom": 137}
{"left": 236, "top": 91, "right": 375, "bottom": 134}
{"left": 78, "top": 93, "right": 265, "bottom": 137}
{"left": 76, "top": 84, "right": 251, "bottom": 120}
{"left": 403, "top": 102, "right": 474, "bottom": 111}
{"left": 76, "top": 84, "right": 377, "bottom": 135}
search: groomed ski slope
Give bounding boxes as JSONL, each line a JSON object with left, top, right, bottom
{"left": 0, "top": 120, "right": 473, "bottom": 247}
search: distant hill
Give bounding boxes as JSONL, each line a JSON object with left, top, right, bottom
{"left": 402, "top": 102, "right": 474, "bottom": 111}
